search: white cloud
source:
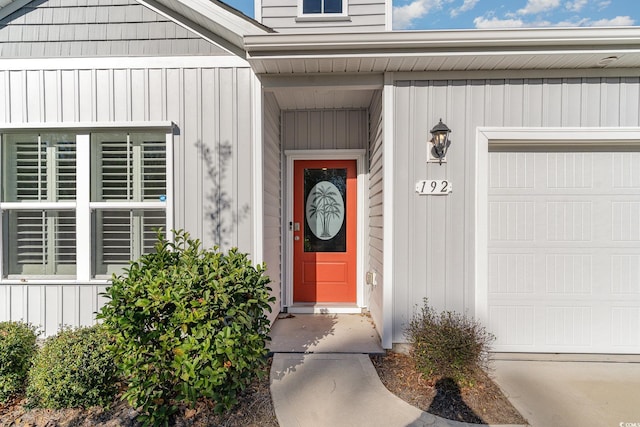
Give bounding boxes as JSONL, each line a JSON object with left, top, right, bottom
{"left": 450, "top": 0, "right": 479, "bottom": 17}
{"left": 590, "top": 15, "right": 635, "bottom": 26}
{"left": 473, "top": 16, "right": 525, "bottom": 28}
{"left": 552, "top": 17, "right": 589, "bottom": 26}
{"left": 473, "top": 13, "right": 634, "bottom": 29}
{"left": 517, "top": 0, "right": 561, "bottom": 15}
{"left": 565, "top": 0, "right": 588, "bottom": 12}
{"left": 598, "top": 0, "right": 612, "bottom": 9}
{"left": 393, "top": 0, "right": 445, "bottom": 29}
{"left": 550, "top": 15, "right": 634, "bottom": 27}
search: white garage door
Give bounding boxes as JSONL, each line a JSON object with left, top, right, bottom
{"left": 487, "top": 149, "right": 640, "bottom": 353}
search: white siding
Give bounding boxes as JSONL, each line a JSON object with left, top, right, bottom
{"left": 0, "top": 64, "right": 256, "bottom": 335}
{"left": 392, "top": 77, "right": 640, "bottom": 343}
{"left": 282, "top": 109, "right": 368, "bottom": 150}
{"left": 367, "top": 90, "right": 383, "bottom": 332}
{"left": 0, "top": 284, "right": 106, "bottom": 336}
{"left": 0, "top": 0, "right": 229, "bottom": 57}
{"left": 263, "top": 92, "right": 282, "bottom": 321}
{"left": 260, "top": 0, "right": 386, "bottom": 33}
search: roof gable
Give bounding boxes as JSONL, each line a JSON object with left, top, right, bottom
{"left": 0, "top": 0, "right": 270, "bottom": 58}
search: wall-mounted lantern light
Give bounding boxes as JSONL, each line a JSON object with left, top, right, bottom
{"left": 429, "top": 119, "right": 451, "bottom": 165}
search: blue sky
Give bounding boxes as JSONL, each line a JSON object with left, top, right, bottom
{"left": 225, "top": 0, "right": 638, "bottom": 30}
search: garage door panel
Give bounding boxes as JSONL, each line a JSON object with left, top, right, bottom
{"left": 489, "top": 303, "right": 640, "bottom": 353}
{"left": 611, "top": 201, "right": 640, "bottom": 241}
{"left": 545, "top": 152, "right": 594, "bottom": 189}
{"left": 488, "top": 253, "right": 535, "bottom": 294}
{"left": 489, "top": 152, "right": 640, "bottom": 194}
{"left": 544, "top": 306, "right": 592, "bottom": 347}
{"left": 612, "top": 152, "right": 640, "bottom": 188}
{"left": 489, "top": 152, "right": 535, "bottom": 189}
{"left": 611, "top": 307, "right": 640, "bottom": 347}
{"left": 487, "top": 149, "right": 640, "bottom": 354}
{"left": 545, "top": 254, "right": 592, "bottom": 294}
{"left": 611, "top": 254, "right": 640, "bottom": 294}
{"left": 488, "top": 201, "right": 534, "bottom": 241}
{"left": 489, "top": 305, "right": 535, "bottom": 347}
{"left": 545, "top": 201, "right": 592, "bottom": 242}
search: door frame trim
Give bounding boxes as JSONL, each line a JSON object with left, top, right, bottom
{"left": 284, "top": 149, "right": 367, "bottom": 310}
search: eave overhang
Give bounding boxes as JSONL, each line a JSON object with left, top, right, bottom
{"left": 138, "top": 0, "right": 272, "bottom": 57}
{"left": 244, "top": 27, "right": 640, "bottom": 75}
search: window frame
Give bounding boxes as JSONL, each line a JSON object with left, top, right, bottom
{"left": 0, "top": 122, "right": 174, "bottom": 284}
{"left": 296, "top": 0, "right": 349, "bottom": 20}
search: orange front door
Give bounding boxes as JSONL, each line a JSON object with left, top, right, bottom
{"left": 293, "top": 160, "right": 357, "bottom": 303}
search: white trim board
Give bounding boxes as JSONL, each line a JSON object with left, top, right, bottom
{"left": 283, "top": 149, "right": 368, "bottom": 312}
{"left": 0, "top": 57, "right": 250, "bottom": 71}
{"left": 392, "top": 68, "right": 640, "bottom": 81}
{"left": 251, "top": 74, "right": 264, "bottom": 265}
{"left": 382, "top": 72, "right": 394, "bottom": 349}
{"left": 0, "top": 121, "right": 175, "bottom": 130}
{"left": 473, "top": 127, "right": 640, "bottom": 329}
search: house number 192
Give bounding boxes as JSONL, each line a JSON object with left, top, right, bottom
{"left": 415, "top": 180, "right": 452, "bottom": 195}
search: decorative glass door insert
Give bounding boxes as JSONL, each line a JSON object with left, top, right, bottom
{"left": 304, "top": 168, "right": 347, "bottom": 253}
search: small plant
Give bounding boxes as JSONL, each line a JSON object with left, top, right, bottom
{"left": 406, "top": 299, "right": 494, "bottom": 383}
{"left": 98, "top": 230, "right": 275, "bottom": 426}
{"left": 0, "top": 321, "right": 38, "bottom": 402}
{"left": 26, "top": 325, "right": 117, "bottom": 409}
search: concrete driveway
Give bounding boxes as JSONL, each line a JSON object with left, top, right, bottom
{"left": 491, "top": 359, "right": 640, "bottom": 427}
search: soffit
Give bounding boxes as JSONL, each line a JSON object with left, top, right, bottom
{"left": 245, "top": 27, "right": 640, "bottom": 75}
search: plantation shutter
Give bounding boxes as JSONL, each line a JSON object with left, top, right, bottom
{"left": 92, "top": 132, "right": 166, "bottom": 277}
{"left": 13, "top": 136, "right": 47, "bottom": 201}
{"left": 98, "top": 133, "right": 131, "bottom": 201}
{"left": 140, "top": 136, "right": 167, "bottom": 201}
{"left": 2, "top": 134, "right": 76, "bottom": 276}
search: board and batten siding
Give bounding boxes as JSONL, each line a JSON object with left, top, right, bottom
{"left": 367, "top": 90, "right": 384, "bottom": 332}
{"left": 282, "top": 109, "right": 368, "bottom": 150}
{"left": 391, "top": 77, "right": 640, "bottom": 343}
{"left": 0, "top": 0, "right": 228, "bottom": 57}
{"left": 263, "top": 92, "right": 282, "bottom": 322}
{"left": 260, "top": 0, "right": 386, "bottom": 33}
{"left": 0, "top": 64, "right": 256, "bottom": 335}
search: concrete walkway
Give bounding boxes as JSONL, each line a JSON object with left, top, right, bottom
{"left": 491, "top": 359, "right": 640, "bottom": 427}
{"left": 268, "top": 314, "right": 525, "bottom": 427}
{"left": 268, "top": 312, "right": 384, "bottom": 354}
{"left": 271, "top": 353, "right": 488, "bottom": 427}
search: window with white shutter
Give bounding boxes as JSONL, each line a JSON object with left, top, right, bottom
{"left": 91, "top": 132, "right": 167, "bottom": 277}
{"left": 1, "top": 133, "right": 77, "bottom": 277}
{"left": 1, "top": 126, "right": 171, "bottom": 281}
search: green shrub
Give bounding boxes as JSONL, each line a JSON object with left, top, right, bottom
{"left": 26, "top": 325, "right": 117, "bottom": 409}
{"left": 406, "top": 299, "right": 494, "bottom": 382}
{"left": 98, "top": 230, "right": 275, "bottom": 426}
{"left": 0, "top": 321, "right": 38, "bottom": 402}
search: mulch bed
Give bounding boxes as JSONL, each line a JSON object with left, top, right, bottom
{"left": 0, "top": 359, "right": 278, "bottom": 427}
{"left": 371, "top": 352, "right": 528, "bottom": 425}
{"left": 1, "top": 353, "right": 527, "bottom": 426}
